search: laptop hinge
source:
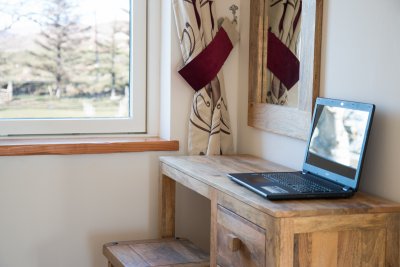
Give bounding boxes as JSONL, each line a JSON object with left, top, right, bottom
{"left": 342, "top": 186, "right": 351, "bottom": 192}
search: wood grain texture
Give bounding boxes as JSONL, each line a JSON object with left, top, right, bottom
{"left": 337, "top": 231, "right": 362, "bottom": 267}
{"left": 161, "top": 163, "right": 211, "bottom": 199}
{"left": 279, "top": 218, "right": 295, "bottom": 266}
{"left": 386, "top": 214, "right": 400, "bottom": 266}
{"left": 248, "top": 0, "right": 265, "bottom": 103}
{"left": 294, "top": 232, "right": 340, "bottom": 267}
{"left": 361, "top": 229, "right": 386, "bottom": 267}
{"left": 0, "top": 137, "right": 179, "bottom": 156}
{"left": 159, "top": 175, "right": 176, "bottom": 239}
{"left": 261, "top": 0, "right": 269, "bottom": 103}
{"left": 217, "top": 191, "right": 274, "bottom": 232}
{"left": 160, "top": 155, "right": 400, "bottom": 267}
{"left": 248, "top": 103, "right": 310, "bottom": 140}
{"left": 311, "top": 232, "right": 338, "bottom": 267}
{"left": 210, "top": 189, "right": 218, "bottom": 267}
{"left": 293, "top": 229, "right": 389, "bottom": 267}
{"left": 248, "top": 0, "right": 323, "bottom": 140}
{"left": 217, "top": 205, "right": 265, "bottom": 267}
{"left": 104, "top": 242, "right": 148, "bottom": 267}
{"left": 103, "top": 239, "right": 209, "bottom": 267}
{"left": 294, "top": 233, "right": 313, "bottom": 267}
{"left": 312, "top": 0, "right": 323, "bottom": 111}
{"left": 298, "top": 0, "right": 323, "bottom": 113}
{"left": 266, "top": 218, "right": 281, "bottom": 267}
{"left": 217, "top": 190, "right": 279, "bottom": 266}
{"left": 160, "top": 155, "right": 400, "bottom": 218}
{"left": 293, "top": 213, "right": 389, "bottom": 233}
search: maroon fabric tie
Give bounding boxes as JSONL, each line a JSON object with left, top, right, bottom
{"left": 178, "top": 27, "right": 233, "bottom": 91}
{"left": 267, "top": 30, "right": 300, "bottom": 90}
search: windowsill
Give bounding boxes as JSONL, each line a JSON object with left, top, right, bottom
{"left": 0, "top": 136, "right": 179, "bottom": 156}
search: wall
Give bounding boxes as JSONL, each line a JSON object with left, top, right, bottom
{"left": 0, "top": 152, "right": 173, "bottom": 267}
{"left": 237, "top": 0, "right": 400, "bottom": 202}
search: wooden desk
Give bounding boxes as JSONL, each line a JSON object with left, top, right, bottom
{"left": 160, "top": 155, "right": 400, "bottom": 267}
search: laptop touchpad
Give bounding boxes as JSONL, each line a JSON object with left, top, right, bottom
{"left": 261, "top": 185, "right": 289, "bottom": 194}
{"left": 247, "top": 174, "right": 273, "bottom": 184}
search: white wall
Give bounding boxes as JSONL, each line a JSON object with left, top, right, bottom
{"left": 0, "top": 152, "right": 173, "bottom": 267}
{"left": 237, "top": 0, "right": 400, "bottom": 202}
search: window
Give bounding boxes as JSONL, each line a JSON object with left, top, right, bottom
{"left": 0, "top": 0, "right": 146, "bottom": 135}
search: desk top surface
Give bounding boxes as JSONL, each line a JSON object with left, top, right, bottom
{"left": 160, "top": 155, "right": 400, "bottom": 218}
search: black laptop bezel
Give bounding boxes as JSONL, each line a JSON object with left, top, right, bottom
{"left": 302, "top": 98, "right": 375, "bottom": 191}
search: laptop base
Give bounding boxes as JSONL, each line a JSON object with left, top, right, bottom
{"left": 228, "top": 172, "right": 354, "bottom": 200}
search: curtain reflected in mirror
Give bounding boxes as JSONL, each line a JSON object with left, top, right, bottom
{"left": 264, "top": 0, "right": 302, "bottom": 107}
{"left": 248, "top": 0, "right": 322, "bottom": 140}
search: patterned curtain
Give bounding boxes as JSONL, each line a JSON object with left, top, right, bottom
{"left": 266, "top": 0, "right": 302, "bottom": 105}
{"left": 172, "top": 0, "right": 238, "bottom": 155}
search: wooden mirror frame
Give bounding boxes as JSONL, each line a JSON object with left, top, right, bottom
{"left": 248, "top": 0, "right": 323, "bottom": 140}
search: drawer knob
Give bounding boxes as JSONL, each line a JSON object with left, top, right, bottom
{"left": 227, "top": 234, "right": 242, "bottom": 252}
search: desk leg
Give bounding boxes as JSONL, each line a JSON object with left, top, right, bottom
{"left": 210, "top": 189, "right": 218, "bottom": 267}
{"left": 386, "top": 213, "right": 400, "bottom": 266}
{"left": 159, "top": 174, "right": 176, "bottom": 238}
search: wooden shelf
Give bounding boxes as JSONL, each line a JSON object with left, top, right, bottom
{"left": 0, "top": 137, "right": 179, "bottom": 156}
{"left": 103, "top": 238, "right": 209, "bottom": 267}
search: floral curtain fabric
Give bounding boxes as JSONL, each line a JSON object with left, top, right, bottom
{"left": 266, "top": 0, "right": 302, "bottom": 105}
{"left": 172, "top": 0, "right": 238, "bottom": 155}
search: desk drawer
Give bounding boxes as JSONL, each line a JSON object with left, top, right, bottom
{"left": 217, "top": 205, "right": 266, "bottom": 267}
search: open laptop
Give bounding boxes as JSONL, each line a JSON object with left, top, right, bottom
{"left": 228, "top": 98, "right": 375, "bottom": 200}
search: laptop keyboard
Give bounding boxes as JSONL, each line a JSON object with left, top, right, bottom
{"left": 262, "top": 172, "right": 334, "bottom": 193}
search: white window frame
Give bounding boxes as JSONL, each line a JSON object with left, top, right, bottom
{"left": 0, "top": 0, "right": 147, "bottom": 136}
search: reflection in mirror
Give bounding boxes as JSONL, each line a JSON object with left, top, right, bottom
{"left": 248, "top": 0, "right": 322, "bottom": 140}
{"left": 265, "top": 0, "right": 302, "bottom": 107}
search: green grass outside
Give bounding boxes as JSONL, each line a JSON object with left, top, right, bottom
{"left": 0, "top": 94, "right": 127, "bottom": 118}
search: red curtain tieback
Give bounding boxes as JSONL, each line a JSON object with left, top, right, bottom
{"left": 267, "top": 30, "right": 300, "bottom": 90}
{"left": 178, "top": 27, "right": 233, "bottom": 91}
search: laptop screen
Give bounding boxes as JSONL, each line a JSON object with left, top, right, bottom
{"left": 303, "top": 98, "right": 375, "bottom": 189}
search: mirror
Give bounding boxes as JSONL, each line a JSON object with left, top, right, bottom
{"left": 248, "top": 0, "right": 323, "bottom": 140}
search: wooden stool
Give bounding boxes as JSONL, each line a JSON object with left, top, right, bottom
{"left": 103, "top": 238, "right": 209, "bottom": 267}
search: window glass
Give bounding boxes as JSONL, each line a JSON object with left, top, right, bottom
{"left": 0, "top": 0, "right": 146, "bottom": 135}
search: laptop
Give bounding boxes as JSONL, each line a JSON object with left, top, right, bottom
{"left": 228, "top": 98, "right": 375, "bottom": 200}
